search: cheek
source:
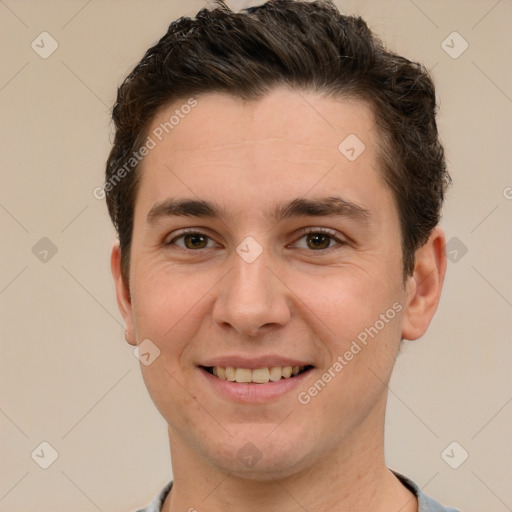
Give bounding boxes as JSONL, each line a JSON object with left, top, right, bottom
{"left": 308, "top": 265, "right": 405, "bottom": 391}
{"left": 129, "top": 270, "right": 205, "bottom": 421}
{"left": 310, "top": 265, "right": 401, "bottom": 335}
{"left": 139, "top": 358, "right": 207, "bottom": 438}
{"left": 131, "top": 264, "right": 203, "bottom": 340}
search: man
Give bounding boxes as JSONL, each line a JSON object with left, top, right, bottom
{"left": 105, "top": 1, "right": 459, "bottom": 510}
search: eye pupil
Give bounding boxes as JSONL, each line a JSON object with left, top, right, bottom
{"left": 184, "top": 234, "right": 207, "bottom": 249}
{"left": 307, "top": 233, "right": 330, "bottom": 250}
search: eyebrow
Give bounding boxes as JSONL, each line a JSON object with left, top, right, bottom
{"left": 146, "top": 196, "right": 371, "bottom": 225}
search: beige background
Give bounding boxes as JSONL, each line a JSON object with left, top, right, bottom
{"left": 1, "top": 0, "right": 511, "bottom": 510}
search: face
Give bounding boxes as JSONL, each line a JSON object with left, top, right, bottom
{"left": 112, "top": 87, "right": 445, "bottom": 480}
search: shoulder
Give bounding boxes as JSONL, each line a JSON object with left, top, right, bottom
{"left": 133, "top": 481, "right": 173, "bottom": 512}
{"left": 392, "top": 470, "right": 461, "bottom": 512}
{"left": 133, "top": 475, "right": 462, "bottom": 512}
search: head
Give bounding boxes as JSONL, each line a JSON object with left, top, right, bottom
{"left": 107, "top": 0, "right": 449, "bottom": 480}
{"left": 105, "top": 0, "right": 449, "bottom": 285}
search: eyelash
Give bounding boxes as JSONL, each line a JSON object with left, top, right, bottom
{"left": 165, "top": 227, "right": 346, "bottom": 253}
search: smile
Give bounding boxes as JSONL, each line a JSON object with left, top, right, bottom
{"left": 203, "top": 365, "right": 314, "bottom": 384}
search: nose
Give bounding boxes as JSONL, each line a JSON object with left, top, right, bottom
{"left": 212, "top": 247, "right": 291, "bottom": 338}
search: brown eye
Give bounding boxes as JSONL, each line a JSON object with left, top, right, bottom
{"left": 182, "top": 233, "right": 209, "bottom": 249}
{"left": 167, "top": 230, "right": 216, "bottom": 250}
{"left": 291, "top": 228, "right": 345, "bottom": 252}
{"left": 305, "top": 232, "right": 332, "bottom": 250}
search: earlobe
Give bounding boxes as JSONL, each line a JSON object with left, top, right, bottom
{"left": 111, "top": 241, "right": 136, "bottom": 346}
{"left": 401, "top": 227, "right": 447, "bottom": 341}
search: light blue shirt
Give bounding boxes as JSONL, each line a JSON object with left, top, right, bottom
{"left": 135, "top": 471, "right": 460, "bottom": 511}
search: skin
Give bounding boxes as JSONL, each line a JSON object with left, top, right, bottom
{"left": 111, "top": 87, "right": 447, "bottom": 512}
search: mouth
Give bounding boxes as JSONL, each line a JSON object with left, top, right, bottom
{"left": 200, "top": 365, "right": 315, "bottom": 384}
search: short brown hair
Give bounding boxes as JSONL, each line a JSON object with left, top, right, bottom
{"left": 105, "top": 0, "right": 450, "bottom": 283}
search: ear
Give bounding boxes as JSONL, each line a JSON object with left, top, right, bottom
{"left": 401, "top": 226, "right": 447, "bottom": 341}
{"left": 111, "top": 240, "right": 136, "bottom": 346}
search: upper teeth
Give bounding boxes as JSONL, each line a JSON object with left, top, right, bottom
{"left": 212, "top": 366, "right": 303, "bottom": 384}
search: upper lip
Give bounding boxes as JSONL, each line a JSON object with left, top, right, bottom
{"left": 199, "top": 355, "right": 314, "bottom": 370}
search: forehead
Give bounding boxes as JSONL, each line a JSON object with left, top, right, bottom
{"left": 147, "top": 87, "right": 378, "bottom": 154}
{"left": 134, "top": 87, "right": 392, "bottom": 224}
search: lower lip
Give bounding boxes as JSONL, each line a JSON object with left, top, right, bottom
{"left": 199, "top": 367, "right": 313, "bottom": 403}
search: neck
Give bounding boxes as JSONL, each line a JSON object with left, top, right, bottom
{"left": 162, "top": 400, "right": 417, "bottom": 512}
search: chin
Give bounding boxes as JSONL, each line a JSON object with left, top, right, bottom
{"left": 202, "top": 427, "right": 316, "bottom": 481}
